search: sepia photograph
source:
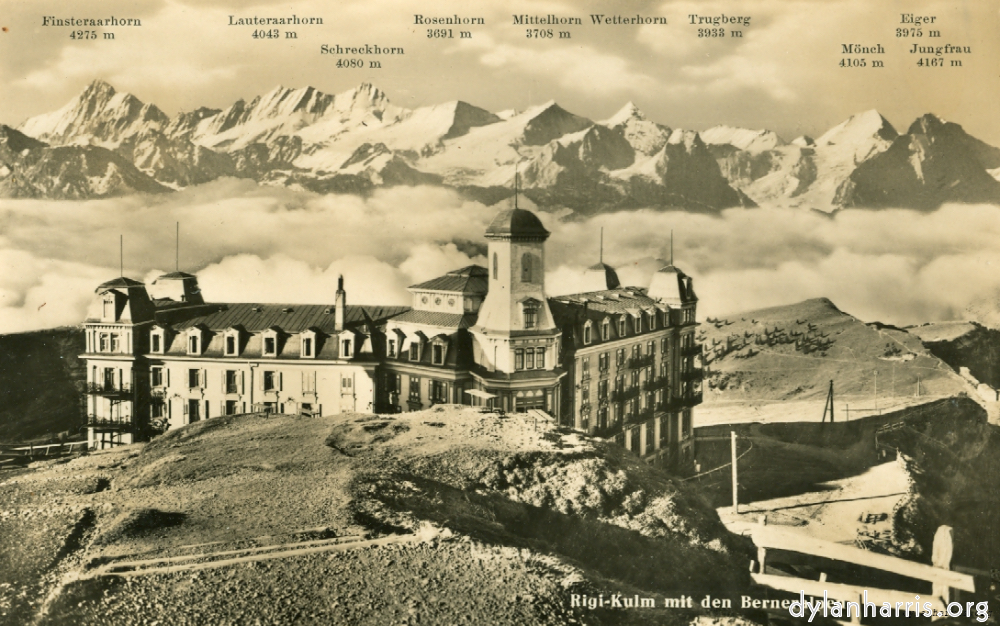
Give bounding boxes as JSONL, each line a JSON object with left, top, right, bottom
{"left": 0, "top": 0, "right": 998, "bottom": 623}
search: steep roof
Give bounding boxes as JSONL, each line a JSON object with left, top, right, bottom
{"left": 549, "top": 287, "right": 666, "bottom": 316}
{"left": 485, "top": 207, "right": 549, "bottom": 239}
{"left": 167, "top": 303, "right": 409, "bottom": 333}
{"left": 389, "top": 310, "right": 477, "bottom": 329}
{"left": 409, "top": 265, "right": 488, "bottom": 294}
{"left": 95, "top": 276, "right": 145, "bottom": 293}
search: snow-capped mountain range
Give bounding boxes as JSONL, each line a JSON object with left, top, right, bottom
{"left": 4, "top": 79, "right": 999, "bottom": 211}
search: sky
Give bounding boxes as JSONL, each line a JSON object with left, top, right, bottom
{"left": 1, "top": 0, "right": 998, "bottom": 144}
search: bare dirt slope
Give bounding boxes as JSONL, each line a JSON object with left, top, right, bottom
{"left": 699, "top": 299, "right": 970, "bottom": 425}
{"left": 2, "top": 407, "right": 758, "bottom": 625}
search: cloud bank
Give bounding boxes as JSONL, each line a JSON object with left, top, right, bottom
{"left": 1, "top": 180, "right": 998, "bottom": 333}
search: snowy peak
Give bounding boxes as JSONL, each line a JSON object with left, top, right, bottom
{"left": 520, "top": 102, "right": 592, "bottom": 146}
{"left": 603, "top": 101, "right": 646, "bottom": 126}
{"left": 701, "top": 125, "right": 784, "bottom": 153}
{"left": 19, "top": 79, "right": 169, "bottom": 148}
{"left": 817, "top": 109, "right": 897, "bottom": 149}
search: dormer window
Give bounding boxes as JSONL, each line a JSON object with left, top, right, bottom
{"left": 149, "top": 329, "right": 166, "bottom": 354}
{"left": 649, "top": 312, "right": 656, "bottom": 330}
{"left": 619, "top": 318, "right": 627, "bottom": 337}
{"left": 388, "top": 339, "right": 396, "bottom": 357}
{"left": 583, "top": 321, "right": 593, "bottom": 345}
{"left": 103, "top": 298, "right": 113, "bottom": 319}
{"left": 187, "top": 330, "right": 202, "bottom": 356}
{"left": 432, "top": 344, "right": 444, "bottom": 365}
{"left": 409, "top": 342, "right": 419, "bottom": 361}
{"left": 341, "top": 338, "right": 352, "bottom": 358}
{"left": 301, "top": 331, "right": 316, "bottom": 359}
{"left": 633, "top": 315, "right": 641, "bottom": 334}
{"left": 226, "top": 335, "right": 237, "bottom": 355}
{"left": 602, "top": 320, "right": 610, "bottom": 341}
{"left": 262, "top": 328, "right": 280, "bottom": 357}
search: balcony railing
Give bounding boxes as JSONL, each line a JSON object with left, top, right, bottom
{"left": 643, "top": 376, "right": 669, "bottom": 391}
{"left": 610, "top": 386, "right": 640, "bottom": 403}
{"left": 681, "top": 368, "right": 704, "bottom": 382}
{"left": 655, "top": 394, "right": 702, "bottom": 413}
{"left": 627, "top": 408, "right": 654, "bottom": 425}
{"left": 627, "top": 354, "right": 654, "bottom": 369}
{"left": 84, "top": 383, "right": 133, "bottom": 398}
{"left": 86, "top": 415, "right": 136, "bottom": 430}
{"left": 150, "top": 388, "right": 167, "bottom": 399}
{"left": 593, "top": 421, "right": 622, "bottom": 438}
{"left": 681, "top": 344, "right": 702, "bottom": 357}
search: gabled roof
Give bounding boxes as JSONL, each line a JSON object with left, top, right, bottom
{"left": 409, "top": 265, "right": 488, "bottom": 294}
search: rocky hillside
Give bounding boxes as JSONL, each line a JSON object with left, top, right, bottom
{"left": 700, "top": 298, "right": 969, "bottom": 407}
{"left": 908, "top": 321, "right": 1000, "bottom": 389}
{"left": 12, "top": 79, "right": 999, "bottom": 211}
{"left": 0, "top": 328, "right": 86, "bottom": 442}
{"left": 1, "top": 408, "right": 756, "bottom": 625}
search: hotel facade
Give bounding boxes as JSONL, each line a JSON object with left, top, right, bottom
{"left": 81, "top": 205, "right": 701, "bottom": 468}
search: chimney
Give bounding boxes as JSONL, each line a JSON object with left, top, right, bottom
{"left": 335, "top": 275, "right": 346, "bottom": 331}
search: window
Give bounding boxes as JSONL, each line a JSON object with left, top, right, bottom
{"left": 627, "top": 398, "right": 637, "bottom": 419}
{"left": 263, "top": 371, "right": 276, "bottom": 391}
{"left": 526, "top": 348, "right": 535, "bottom": 370}
{"left": 598, "top": 406, "right": 608, "bottom": 429}
{"left": 302, "top": 337, "right": 313, "bottom": 358}
{"left": 631, "top": 370, "right": 640, "bottom": 389}
{"left": 110, "top": 334, "right": 120, "bottom": 352}
{"left": 515, "top": 349, "right": 524, "bottom": 371}
{"left": 151, "top": 333, "right": 161, "bottom": 353}
{"left": 661, "top": 337, "right": 668, "bottom": 353}
{"left": 187, "top": 399, "right": 200, "bottom": 422}
{"left": 103, "top": 299, "right": 114, "bottom": 319}
{"left": 225, "top": 370, "right": 238, "bottom": 394}
{"left": 631, "top": 344, "right": 640, "bottom": 360}
{"left": 523, "top": 301, "right": 539, "bottom": 329}
{"left": 521, "top": 254, "right": 533, "bottom": 283}
{"left": 388, "top": 339, "right": 396, "bottom": 357}
{"left": 649, "top": 313, "right": 656, "bottom": 330}
{"left": 151, "top": 401, "right": 165, "bottom": 418}
{"left": 431, "top": 380, "right": 447, "bottom": 403}
{"left": 583, "top": 322, "right": 592, "bottom": 344}
{"left": 537, "top": 348, "right": 545, "bottom": 369}
{"left": 342, "top": 377, "right": 352, "bottom": 389}
{"left": 188, "top": 335, "right": 199, "bottom": 355}
{"left": 682, "top": 410, "right": 692, "bottom": 436}
{"left": 619, "top": 318, "right": 627, "bottom": 337}
{"left": 599, "top": 380, "right": 608, "bottom": 401}
{"left": 409, "top": 342, "right": 419, "bottom": 361}
{"left": 656, "top": 389, "right": 664, "bottom": 407}
{"left": 151, "top": 367, "right": 163, "bottom": 387}
{"left": 409, "top": 376, "right": 421, "bottom": 401}
{"left": 492, "top": 253, "right": 498, "bottom": 280}
{"left": 599, "top": 352, "right": 609, "bottom": 371}
{"left": 341, "top": 339, "right": 352, "bottom": 357}
{"left": 433, "top": 344, "right": 444, "bottom": 365}
{"left": 103, "top": 367, "right": 115, "bottom": 389}
{"left": 634, "top": 316, "right": 641, "bottom": 334}
{"left": 581, "top": 383, "right": 590, "bottom": 404}
{"left": 188, "top": 368, "right": 200, "bottom": 389}
{"left": 226, "top": 400, "right": 238, "bottom": 415}
{"left": 616, "top": 348, "right": 624, "bottom": 366}
{"left": 263, "top": 337, "right": 276, "bottom": 356}
{"left": 602, "top": 321, "right": 610, "bottom": 341}
{"left": 99, "top": 333, "right": 109, "bottom": 352}
{"left": 615, "top": 375, "right": 624, "bottom": 393}
{"left": 663, "top": 311, "right": 670, "bottom": 328}
{"left": 226, "top": 335, "right": 237, "bottom": 356}
{"left": 581, "top": 357, "right": 590, "bottom": 380}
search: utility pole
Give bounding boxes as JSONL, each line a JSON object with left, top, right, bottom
{"left": 874, "top": 370, "right": 879, "bottom": 415}
{"left": 821, "top": 380, "right": 834, "bottom": 423}
{"left": 731, "top": 430, "right": 739, "bottom": 514}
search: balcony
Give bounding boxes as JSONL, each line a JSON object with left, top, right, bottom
{"left": 84, "top": 383, "right": 133, "bottom": 400}
{"left": 610, "top": 386, "right": 640, "bottom": 403}
{"left": 681, "top": 368, "right": 704, "bottom": 382}
{"left": 150, "top": 388, "right": 167, "bottom": 400}
{"left": 86, "top": 415, "right": 136, "bottom": 431}
{"left": 627, "top": 408, "right": 654, "bottom": 425}
{"left": 593, "top": 421, "right": 622, "bottom": 438}
{"left": 681, "top": 344, "right": 702, "bottom": 357}
{"left": 643, "top": 376, "right": 669, "bottom": 391}
{"left": 627, "top": 354, "right": 654, "bottom": 369}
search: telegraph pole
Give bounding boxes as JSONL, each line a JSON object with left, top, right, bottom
{"left": 731, "top": 430, "right": 739, "bottom": 514}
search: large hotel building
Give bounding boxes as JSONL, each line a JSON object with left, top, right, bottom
{"left": 81, "top": 206, "right": 702, "bottom": 468}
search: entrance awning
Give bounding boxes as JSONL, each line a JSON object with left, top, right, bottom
{"left": 464, "top": 389, "right": 497, "bottom": 400}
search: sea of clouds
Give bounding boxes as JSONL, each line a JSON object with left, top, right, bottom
{"left": 1, "top": 178, "right": 998, "bottom": 334}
